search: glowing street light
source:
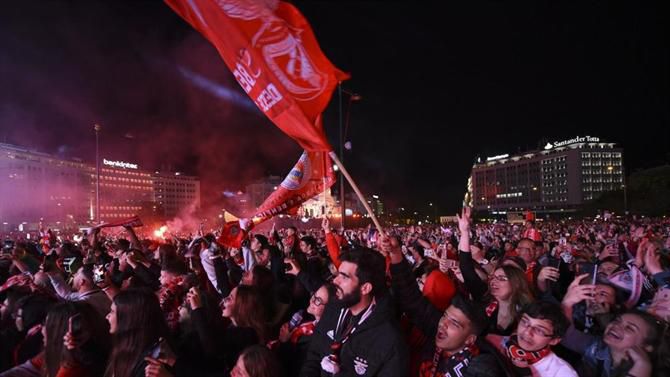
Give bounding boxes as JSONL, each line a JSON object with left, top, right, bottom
{"left": 94, "top": 123, "right": 101, "bottom": 223}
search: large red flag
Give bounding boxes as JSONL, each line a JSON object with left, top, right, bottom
{"left": 166, "top": 0, "right": 346, "bottom": 247}
{"left": 164, "top": 0, "right": 349, "bottom": 151}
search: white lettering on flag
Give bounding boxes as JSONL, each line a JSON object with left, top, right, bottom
{"left": 256, "top": 83, "right": 283, "bottom": 111}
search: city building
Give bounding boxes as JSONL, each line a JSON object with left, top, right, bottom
{"left": 221, "top": 190, "right": 252, "bottom": 218}
{"left": 299, "top": 189, "right": 338, "bottom": 218}
{"left": 0, "top": 143, "right": 199, "bottom": 227}
{"left": 246, "top": 175, "right": 282, "bottom": 209}
{"left": 0, "top": 143, "right": 93, "bottom": 225}
{"left": 99, "top": 160, "right": 153, "bottom": 221}
{"left": 469, "top": 136, "right": 624, "bottom": 214}
{"left": 153, "top": 172, "right": 201, "bottom": 218}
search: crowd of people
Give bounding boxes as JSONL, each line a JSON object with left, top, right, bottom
{"left": 1, "top": 211, "right": 669, "bottom": 377}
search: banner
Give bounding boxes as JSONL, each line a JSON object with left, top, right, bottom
{"left": 217, "top": 151, "right": 334, "bottom": 248}
{"left": 164, "top": 0, "right": 349, "bottom": 151}
{"left": 253, "top": 150, "right": 335, "bottom": 223}
{"left": 83, "top": 216, "right": 144, "bottom": 235}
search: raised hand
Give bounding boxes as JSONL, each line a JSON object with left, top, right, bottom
{"left": 643, "top": 243, "right": 663, "bottom": 275}
{"left": 380, "top": 234, "right": 402, "bottom": 263}
{"left": 322, "top": 217, "right": 331, "bottom": 234}
{"left": 456, "top": 207, "right": 472, "bottom": 235}
{"left": 537, "top": 266, "right": 560, "bottom": 292}
{"left": 538, "top": 266, "right": 560, "bottom": 283}
{"left": 598, "top": 244, "right": 618, "bottom": 261}
{"left": 284, "top": 258, "right": 300, "bottom": 276}
{"left": 186, "top": 287, "right": 202, "bottom": 310}
{"left": 562, "top": 273, "right": 594, "bottom": 308}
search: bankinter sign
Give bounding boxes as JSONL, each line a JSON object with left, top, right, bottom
{"left": 103, "top": 159, "right": 138, "bottom": 170}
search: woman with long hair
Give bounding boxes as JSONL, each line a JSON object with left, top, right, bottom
{"left": 276, "top": 284, "right": 333, "bottom": 376}
{"left": 104, "top": 289, "right": 174, "bottom": 377}
{"left": 460, "top": 254, "right": 534, "bottom": 334}
{"left": 484, "top": 265, "right": 535, "bottom": 334}
{"left": 43, "top": 301, "right": 110, "bottom": 377}
{"left": 229, "top": 285, "right": 269, "bottom": 344}
{"left": 186, "top": 284, "right": 268, "bottom": 372}
{"left": 562, "top": 309, "right": 666, "bottom": 377}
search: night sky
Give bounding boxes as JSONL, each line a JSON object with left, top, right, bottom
{"left": 0, "top": 1, "right": 667, "bottom": 215}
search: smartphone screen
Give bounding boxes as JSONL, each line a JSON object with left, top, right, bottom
{"left": 576, "top": 262, "right": 599, "bottom": 285}
{"left": 151, "top": 338, "right": 177, "bottom": 366}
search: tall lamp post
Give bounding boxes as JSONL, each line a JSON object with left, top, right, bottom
{"left": 94, "top": 124, "right": 101, "bottom": 223}
{"left": 338, "top": 85, "right": 361, "bottom": 230}
{"left": 622, "top": 165, "right": 628, "bottom": 215}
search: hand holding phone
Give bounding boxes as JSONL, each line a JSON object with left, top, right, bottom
{"left": 150, "top": 337, "right": 177, "bottom": 367}
{"left": 284, "top": 258, "right": 299, "bottom": 276}
{"left": 69, "top": 313, "right": 82, "bottom": 336}
{"left": 63, "top": 313, "right": 83, "bottom": 350}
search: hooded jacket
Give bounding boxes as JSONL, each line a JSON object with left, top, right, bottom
{"left": 300, "top": 293, "right": 408, "bottom": 377}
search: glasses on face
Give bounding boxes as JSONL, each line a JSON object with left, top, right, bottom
{"left": 518, "top": 316, "right": 552, "bottom": 338}
{"left": 310, "top": 295, "right": 326, "bottom": 307}
{"left": 489, "top": 274, "right": 509, "bottom": 282}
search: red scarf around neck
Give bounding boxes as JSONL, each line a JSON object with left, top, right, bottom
{"left": 505, "top": 336, "right": 551, "bottom": 367}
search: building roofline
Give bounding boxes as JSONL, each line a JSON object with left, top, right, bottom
{"left": 473, "top": 140, "right": 620, "bottom": 169}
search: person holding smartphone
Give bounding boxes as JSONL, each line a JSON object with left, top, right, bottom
{"left": 44, "top": 264, "right": 111, "bottom": 318}
{"left": 561, "top": 273, "right": 619, "bottom": 336}
{"left": 0, "top": 301, "right": 109, "bottom": 377}
{"left": 561, "top": 304, "right": 663, "bottom": 377}
{"left": 50, "top": 302, "right": 111, "bottom": 377}
{"left": 105, "top": 289, "right": 176, "bottom": 377}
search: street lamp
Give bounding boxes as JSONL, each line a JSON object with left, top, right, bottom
{"left": 338, "top": 85, "right": 361, "bottom": 230}
{"left": 622, "top": 165, "right": 628, "bottom": 215}
{"left": 94, "top": 124, "right": 101, "bottom": 223}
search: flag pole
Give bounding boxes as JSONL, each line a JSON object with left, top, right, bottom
{"left": 322, "top": 152, "right": 328, "bottom": 216}
{"left": 328, "top": 151, "right": 383, "bottom": 232}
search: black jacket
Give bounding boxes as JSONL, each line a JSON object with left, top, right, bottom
{"left": 300, "top": 294, "right": 408, "bottom": 377}
{"left": 191, "top": 308, "right": 259, "bottom": 372}
{"left": 389, "top": 259, "right": 510, "bottom": 377}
